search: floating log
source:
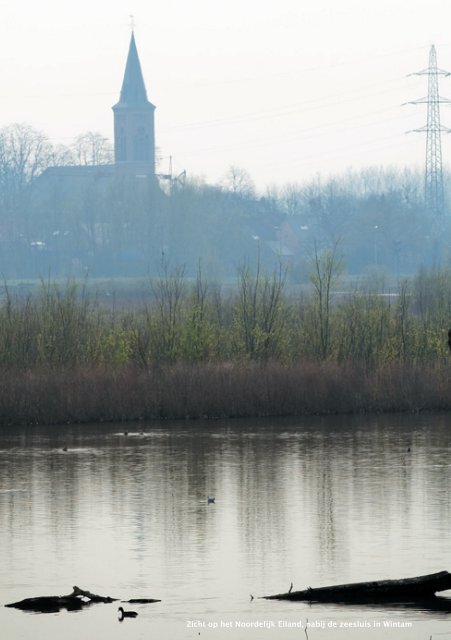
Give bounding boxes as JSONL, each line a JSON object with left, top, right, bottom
{"left": 263, "top": 571, "right": 451, "bottom": 603}
{"left": 123, "top": 598, "right": 161, "bottom": 604}
{"left": 71, "top": 586, "right": 117, "bottom": 603}
{"left": 5, "top": 586, "right": 117, "bottom": 613}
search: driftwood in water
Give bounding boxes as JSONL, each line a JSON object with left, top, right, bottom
{"left": 263, "top": 571, "right": 451, "bottom": 603}
{"left": 71, "top": 586, "right": 117, "bottom": 603}
{"left": 124, "top": 598, "right": 161, "bottom": 604}
{"left": 5, "top": 585, "right": 117, "bottom": 613}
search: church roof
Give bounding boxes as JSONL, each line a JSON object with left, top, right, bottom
{"left": 114, "top": 32, "right": 154, "bottom": 109}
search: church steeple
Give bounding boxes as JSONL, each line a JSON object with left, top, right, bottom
{"left": 113, "top": 32, "right": 156, "bottom": 173}
{"left": 117, "top": 33, "right": 149, "bottom": 106}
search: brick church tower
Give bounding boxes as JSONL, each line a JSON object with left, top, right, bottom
{"left": 112, "top": 32, "right": 156, "bottom": 175}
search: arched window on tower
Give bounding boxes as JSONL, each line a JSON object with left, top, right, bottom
{"left": 133, "top": 126, "right": 150, "bottom": 162}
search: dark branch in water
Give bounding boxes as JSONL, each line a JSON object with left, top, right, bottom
{"left": 262, "top": 571, "right": 451, "bottom": 604}
{"left": 5, "top": 586, "right": 160, "bottom": 613}
{"left": 123, "top": 598, "right": 161, "bottom": 604}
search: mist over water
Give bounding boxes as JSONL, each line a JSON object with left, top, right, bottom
{"left": 1, "top": 414, "right": 451, "bottom": 639}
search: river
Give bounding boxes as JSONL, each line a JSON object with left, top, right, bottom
{"left": 1, "top": 413, "right": 451, "bottom": 639}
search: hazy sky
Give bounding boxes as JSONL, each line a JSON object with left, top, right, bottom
{"left": 3, "top": 0, "right": 451, "bottom": 190}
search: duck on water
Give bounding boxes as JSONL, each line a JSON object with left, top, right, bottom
{"left": 118, "top": 606, "right": 138, "bottom": 620}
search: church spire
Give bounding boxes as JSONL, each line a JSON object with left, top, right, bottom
{"left": 117, "top": 32, "right": 151, "bottom": 107}
{"left": 112, "top": 31, "right": 156, "bottom": 173}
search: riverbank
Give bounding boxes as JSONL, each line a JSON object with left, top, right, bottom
{"left": 0, "top": 270, "right": 451, "bottom": 425}
{"left": 1, "top": 360, "right": 450, "bottom": 426}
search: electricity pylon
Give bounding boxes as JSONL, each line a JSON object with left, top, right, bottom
{"left": 407, "top": 45, "right": 451, "bottom": 216}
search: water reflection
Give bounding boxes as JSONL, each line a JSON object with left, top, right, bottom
{"left": 1, "top": 414, "right": 451, "bottom": 639}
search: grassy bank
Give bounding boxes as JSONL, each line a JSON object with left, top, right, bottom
{"left": 0, "top": 264, "right": 451, "bottom": 425}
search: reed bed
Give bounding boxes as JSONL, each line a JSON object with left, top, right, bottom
{"left": 0, "top": 361, "right": 451, "bottom": 426}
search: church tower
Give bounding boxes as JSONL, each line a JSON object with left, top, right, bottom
{"left": 112, "top": 32, "right": 156, "bottom": 175}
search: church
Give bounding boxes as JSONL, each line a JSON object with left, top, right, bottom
{"left": 28, "top": 31, "right": 166, "bottom": 278}
{"left": 22, "top": 32, "right": 281, "bottom": 280}
{"left": 113, "top": 31, "right": 156, "bottom": 173}
{"left": 43, "top": 30, "right": 157, "bottom": 182}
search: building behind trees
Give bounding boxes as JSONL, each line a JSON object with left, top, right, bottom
{"left": 0, "top": 34, "right": 449, "bottom": 280}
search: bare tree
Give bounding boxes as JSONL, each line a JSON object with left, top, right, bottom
{"left": 0, "top": 123, "right": 54, "bottom": 239}
{"left": 72, "top": 131, "right": 113, "bottom": 166}
{"left": 235, "top": 251, "right": 287, "bottom": 360}
{"left": 222, "top": 165, "right": 255, "bottom": 198}
{"left": 49, "top": 144, "right": 76, "bottom": 167}
{"left": 282, "top": 183, "right": 304, "bottom": 216}
{"left": 0, "top": 123, "right": 53, "bottom": 187}
{"left": 309, "top": 239, "right": 343, "bottom": 359}
{"left": 150, "top": 259, "right": 187, "bottom": 362}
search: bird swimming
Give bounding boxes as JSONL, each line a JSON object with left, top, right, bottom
{"left": 207, "top": 496, "right": 215, "bottom": 504}
{"left": 118, "top": 606, "right": 138, "bottom": 620}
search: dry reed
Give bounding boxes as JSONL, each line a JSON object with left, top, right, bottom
{"left": 0, "top": 360, "right": 450, "bottom": 426}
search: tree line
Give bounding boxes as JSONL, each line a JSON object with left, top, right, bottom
{"left": 0, "top": 122, "right": 450, "bottom": 280}
{"left": 1, "top": 258, "right": 450, "bottom": 370}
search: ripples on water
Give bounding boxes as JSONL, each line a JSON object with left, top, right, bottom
{"left": 1, "top": 413, "right": 451, "bottom": 639}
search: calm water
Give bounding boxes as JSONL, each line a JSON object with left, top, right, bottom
{"left": 1, "top": 414, "right": 451, "bottom": 639}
